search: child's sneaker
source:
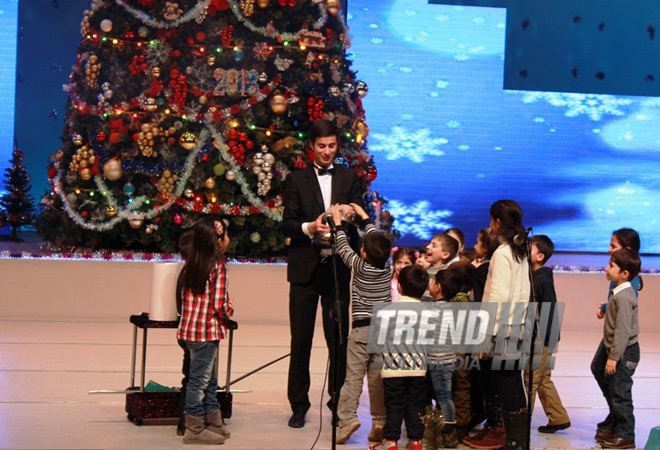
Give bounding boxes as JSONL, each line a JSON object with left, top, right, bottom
{"left": 369, "top": 439, "right": 398, "bottom": 450}
{"left": 406, "top": 438, "right": 424, "bottom": 450}
{"left": 463, "top": 425, "right": 506, "bottom": 449}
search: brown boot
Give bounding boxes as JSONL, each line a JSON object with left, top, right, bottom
{"left": 204, "top": 409, "right": 231, "bottom": 438}
{"left": 183, "top": 414, "right": 226, "bottom": 445}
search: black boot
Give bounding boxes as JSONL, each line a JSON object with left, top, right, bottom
{"left": 501, "top": 408, "right": 529, "bottom": 450}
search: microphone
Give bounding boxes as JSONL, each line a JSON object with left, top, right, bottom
{"left": 513, "top": 227, "right": 533, "bottom": 245}
{"left": 324, "top": 210, "right": 337, "bottom": 232}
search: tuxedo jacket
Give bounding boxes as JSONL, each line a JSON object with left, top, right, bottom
{"left": 282, "top": 165, "right": 364, "bottom": 285}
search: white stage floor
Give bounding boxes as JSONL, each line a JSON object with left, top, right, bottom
{"left": 0, "top": 319, "right": 658, "bottom": 449}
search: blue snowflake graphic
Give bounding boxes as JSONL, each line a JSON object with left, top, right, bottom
{"left": 518, "top": 92, "right": 634, "bottom": 121}
{"left": 387, "top": 200, "right": 453, "bottom": 240}
{"left": 370, "top": 127, "right": 449, "bottom": 162}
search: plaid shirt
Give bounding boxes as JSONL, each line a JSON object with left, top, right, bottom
{"left": 177, "top": 261, "right": 234, "bottom": 342}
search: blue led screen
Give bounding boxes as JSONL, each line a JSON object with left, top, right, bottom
{"left": 347, "top": 0, "right": 660, "bottom": 253}
{"left": 0, "top": 0, "right": 18, "bottom": 194}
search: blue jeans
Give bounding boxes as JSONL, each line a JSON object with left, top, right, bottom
{"left": 429, "top": 363, "right": 455, "bottom": 423}
{"left": 184, "top": 340, "right": 220, "bottom": 417}
{"left": 591, "top": 340, "right": 640, "bottom": 440}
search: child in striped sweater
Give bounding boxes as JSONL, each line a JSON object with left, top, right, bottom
{"left": 331, "top": 203, "right": 393, "bottom": 445}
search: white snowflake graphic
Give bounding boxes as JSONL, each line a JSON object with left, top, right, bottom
{"left": 454, "top": 54, "right": 470, "bottom": 61}
{"left": 146, "top": 40, "right": 171, "bottom": 66}
{"left": 401, "top": 114, "right": 414, "bottom": 120}
{"left": 446, "top": 120, "right": 461, "bottom": 128}
{"left": 458, "top": 144, "right": 470, "bottom": 150}
{"left": 371, "top": 38, "right": 383, "bottom": 44}
{"left": 387, "top": 200, "right": 453, "bottom": 240}
{"left": 518, "top": 92, "right": 633, "bottom": 121}
{"left": 383, "top": 89, "right": 400, "bottom": 97}
{"left": 436, "top": 80, "right": 449, "bottom": 89}
{"left": 435, "top": 14, "right": 450, "bottom": 22}
{"left": 400, "top": 67, "right": 413, "bottom": 73}
{"left": 369, "top": 127, "right": 449, "bottom": 163}
{"left": 473, "top": 17, "right": 485, "bottom": 24}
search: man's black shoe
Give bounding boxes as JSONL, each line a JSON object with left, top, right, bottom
{"left": 538, "top": 422, "right": 571, "bottom": 434}
{"left": 288, "top": 412, "right": 306, "bottom": 428}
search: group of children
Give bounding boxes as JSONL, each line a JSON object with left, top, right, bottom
{"left": 172, "top": 201, "right": 641, "bottom": 450}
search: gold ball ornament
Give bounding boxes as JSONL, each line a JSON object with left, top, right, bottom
{"left": 204, "top": 177, "right": 216, "bottom": 189}
{"left": 144, "top": 97, "right": 158, "bottom": 112}
{"left": 179, "top": 132, "right": 198, "bottom": 150}
{"left": 106, "top": 206, "right": 117, "bottom": 217}
{"left": 257, "top": 0, "right": 269, "bottom": 7}
{"left": 151, "top": 67, "right": 161, "bottom": 78}
{"left": 128, "top": 213, "right": 144, "bottom": 229}
{"left": 269, "top": 94, "right": 288, "bottom": 114}
{"left": 79, "top": 168, "right": 91, "bottom": 180}
{"left": 325, "top": 0, "right": 341, "bottom": 15}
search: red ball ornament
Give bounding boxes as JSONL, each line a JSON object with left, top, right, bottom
{"left": 173, "top": 214, "right": 183, "bottom": 225}
{"left": 81, "top": 211, "right": 89, "bottom": 218}
{"left": 110, "top": 132, "right": 121, "bottom": 144}
{"left": 48, "top": 168, "right": 57, "bottom": 178}
{"left": 201, "top": 153, "right": 209, "bottom": 162}
{"left": 170, "top": 69, "right": 180, "bottom": 79}
{"left": 196, "top": 31, "right": 206, "bottom": 42}
{"left": 187, "top": 37, "right": 195, "bottom": 45}
{"left": 96, "top": 131, "right": 107, "bottom": 142}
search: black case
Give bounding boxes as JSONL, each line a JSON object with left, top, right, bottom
{"left": 125, "top": 314, "right": 236, "bottom": 425}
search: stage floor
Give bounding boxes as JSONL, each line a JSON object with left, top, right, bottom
{"left": 0, "top": 319, "right": 658, "bottom": 449}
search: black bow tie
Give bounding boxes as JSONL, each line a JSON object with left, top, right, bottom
{"left": 316, "top": 166, "right": 335, "bottom": 176}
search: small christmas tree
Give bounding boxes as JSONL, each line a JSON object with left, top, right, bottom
{"left": 0, "top": 144, "right": 35, "bottom": 240}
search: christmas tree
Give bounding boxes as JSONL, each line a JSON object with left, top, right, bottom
{"left": 0, "top": 144, "right": 36, "bottom": 241}
{"left": 37, "top": 0, "right": 393, "bottom": 256}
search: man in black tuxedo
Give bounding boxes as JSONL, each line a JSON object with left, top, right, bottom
{"left": 282, "top": 119, "right": 364, "bottom": 428}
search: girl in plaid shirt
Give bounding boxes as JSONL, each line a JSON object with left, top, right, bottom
{"left": 177, "top": 218, "right": 233, "bottom": 445}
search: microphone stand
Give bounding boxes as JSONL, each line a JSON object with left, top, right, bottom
{"left": 521, "top": 229, "right": 538, "bottom": 450}
{"left": 326, "top": 215, "right": 343, "bottom": 450}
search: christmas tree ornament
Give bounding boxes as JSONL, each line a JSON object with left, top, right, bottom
{"left": 325, "top": 0, "right": 341, "bottom": 15}
{"left": 158, "top": 170, "right": 178, "bottom": 197}
{"left": 252, "top": 165, "right": 262, "bottom": 175}
{"left": 225, "top": 170, "right": 236, "bottom": 181}
{"left": 123, "top": 182, "right": 135, "bottom": 196}
{"left": 232, "top": 48, "right": 245, "bottom": 62}
{"left": 72, "top": 133, "right": 84, "bottom": 146}
{"left": 351, "top": 118, "right": 370, "bottom": 142}
{"left": 204, "top": 177, "right": 216, "bottom": 189}
{"left": 144, "top": 97, "right": 158, "bottom": 112}
{"left": 272, "top": 136, "right": 297, "bottom": 155}
{"left": 79, "top": 168, "right": 92, "bottom": 181}
{"left": 328, "top": 86, "right": 340, "bottom": 97}
{"left": 100, "top": 19, "right": 113, "bottom": 32}
{"left": 240, "top": 0, "right": 256, "bottom": 16}
{"left": 179, "top": 132, "right": 198, "bottom": 150}
{"left": 173, "top": 214, "right": 183, "bottom": 225}
{"left": 257, "top": 0, "right": 269, "bottom": 7}
{"left": 184, "top": 188, "right": 194, "bottom": 198}
{"left": 253, "top": 152, "right": 264, "bottom": 165}
{"left": 263, "top": 153, "right": 275, "bottom": 165}
{"left": 138, "top": 26, "right": 149, "bottom": 37}
{"left": 207, "top": 55, "right": 216, "bottom": 66}
{"left": 269, "top": 93, "right": 288, "bottom": 114}
{"left": 213, "top": 164, "right": 226, "bottom": 176}
{"left": 106, "top": 206, "right": 117, "bottom": 217}
{"left": 85, "top": 55, "right": 101, "bottom": 89}
{"left": 103, "top": 159, "right": 123, "bottom": 180}
{"left": 151, "top": 67, "right": 161, "bottom": 78}
{"left": 129, "top": 213, "right": 144, "bottom": 229}
{"left": 258, "top": 72, "right": 268, "bottom": 82}
{"left": 162, "top": 2, "right": 184, "bottom": 21}
{"left": 355, "top": 80, "right": 368, "bottom": 98}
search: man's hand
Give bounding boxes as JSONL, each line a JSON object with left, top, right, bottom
{"left": 596, "top": 302, "right": 605, "bottom": 319}
{"left": 308, "top": 213, "right": 330, "bottom": 234}
{"left": 350, "top": 202, "right": 369, "bottom": 220}
{"left": 605, "top": 358, "right": 617, "bottom": 375}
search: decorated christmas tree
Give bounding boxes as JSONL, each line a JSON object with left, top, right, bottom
{"left": 0, "top": 144, "right": 35, "bottom": 240}
{"left": 37, "top": 0, "right": 393, "bottom": 256}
